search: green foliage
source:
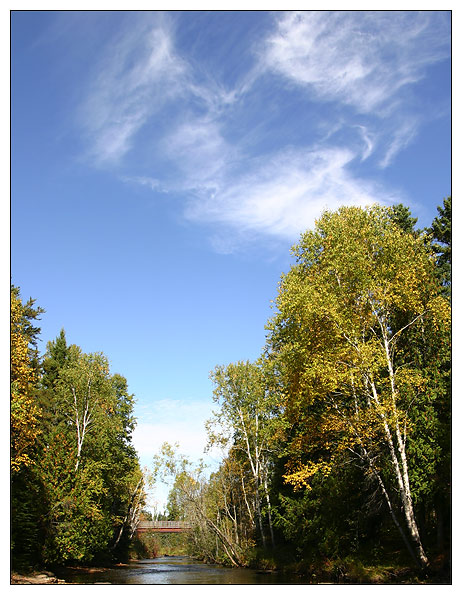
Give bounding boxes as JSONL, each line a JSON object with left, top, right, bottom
{"left": 207, "top": 360, "right": 278, "bottom": 549}
{"left": 11, "top": 465, "right": 47, "bottom": 571}
{"left": 153, "top": 442, "right": 254, "bottom": 566}
{"left": 41, "top": 329, "right": 69, "bottom": 390}
{"left": 11, "top": 286, "right": 46, "bottom": 570}
{"left": 130, "top": 533, "right": 160, "bottom": 559}
{"left": 42, "top": 460, "right": 113, "bottom": 564}
{"left": 131, "top": 532, "right": 188, "bottom": 559}
{"left": 264, "top": 204, "right": 450, "bottom": 567}
{"left": 427, "top": 196, "right": 451, "bottom": 295}
{"left": 166, "top": 475, "right": 187, "bottom": 521}
{"left": 176, "top": 200, "right": 450, "bottom": 576}
{"left": 12, "top": 197, "right": 450, "bottom": 578}
{"left": 11, "top": 291, "right": 144, "bottom": 570}
{"left": 10, "top": 286, "right": 43, "bottom": 474}
{"left": 36, "top": 343, "right": 145, "bottom": 565}
{"left": 389, "top": 203, "right": 418, "bottom": 234}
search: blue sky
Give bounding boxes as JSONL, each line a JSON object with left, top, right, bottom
{"left": 11, "top": 10, "right": 451, "bottom": 510}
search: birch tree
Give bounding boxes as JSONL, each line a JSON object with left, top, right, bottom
{"left": 55, "top": 347, "right": 115, "bottom": 472}
{"left": 266, "top": 205, "right": 449, "bottom": 568}
{"left": 207, "top": 361, "right": 276, "bottom": 548}
{"left": 152, "top": 442, "right": 247, "bottom": 566}
{"left": 37, "top": 337, "right": 144, "bottom": 565}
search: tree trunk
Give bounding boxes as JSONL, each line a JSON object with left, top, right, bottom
{"left": 381, "top": 329, "right": 429, "bottom": 568}
{"left": 369, "top": 374, "right": 428, "bottom": 568}
{"left": 255, "top": 485, "right": 266, "bottom": 548}
{"left": 186, "top": 490, "right": 244, "bottom": 567}
{"left": 263, "top": 470, "right": 275, "bottom": 548}
{"left": 370, "top": 460, "right": 420, "bottom": 567}
{"left": 436, "top": 499, "right": 445, "bottom": 552}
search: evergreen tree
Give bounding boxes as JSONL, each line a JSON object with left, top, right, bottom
{"left": 11, "top": 311, "right": 145, "bottom": 569}
{"left": 11, "top": 285, "right": 45, "bottom": 570}
{"left": 389, "top": 203, "right": 418, "bottom": 234}
{"left": 428, "top": 196, "right": 451, "bottom": 295}
{"left": 37, "top": 342, "right": 145, "bottom": 565}
{"left": 265, "top": 205, "right": 449, "bottom": 567}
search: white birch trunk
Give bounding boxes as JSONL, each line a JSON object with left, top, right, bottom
{"left": 237, "top": 407, "right": 266, "bottom": 547}
{"left": 340, "top": 318, "right": 428, "bottom": 567}
{"left": 72, "top": 383, "right": 96, "bottom": 472}
{"left": 262, "top": 464, "right": 275, "bottom": 548}
{"left": 380, "top": 327, "right": 429, "bottom": 567}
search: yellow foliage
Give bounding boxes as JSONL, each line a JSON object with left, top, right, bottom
{"left": 283, "top": 460, "right": 333, "bottom": 491}
{"left": 11, "top": 289, "right": 41, "bottom": 473}
{"left": 268, "top": 205, "right": 446, "bottom": 495}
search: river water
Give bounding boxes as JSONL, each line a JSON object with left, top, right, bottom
{"left": 57, "top": 556, "right": 308, "bottom": 585}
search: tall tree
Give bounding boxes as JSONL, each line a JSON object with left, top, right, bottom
{"left": 389, "top": 203, "right": 418, "bottom": 234}
{"left": 37, "top": 336, "right": 145, "bottom": 565}
{"left": 266, "top": 205, "right": 449, "bottom": 568}
{"left": 11, "top": 285, "right": 45, "bottom": 569}
{"left": 50, "top": 346, "right": 115, "bottom": 472}
{"left": 11, "top": 299, "right": 144, "bottom": 568}
{"left": 428, "top": 196, "right": 451, "bottom": 295}
{"left": 42, "top": 329, "right": 70, "bottom": 390}
{"left": 152, "top": 442, "right": 247, "bottom": 567}
{"left": 10, "top": 285, "right": 43, "bottom": 473}
{"left": 207, "top": 361, "right": 276, "bottom": 548}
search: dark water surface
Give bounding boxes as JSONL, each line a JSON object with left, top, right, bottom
{"left": 57, "top": 556, "right": 307, "bottom": 585}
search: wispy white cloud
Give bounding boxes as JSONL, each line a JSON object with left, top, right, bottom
{"left": 134, "top": 420, "right": 208, "bottom": 464}
{"left": 76, "top": 11, "right": 449, "bottom": 247}
{"left": 79, "top": 14, "right": 241, "bottom": 171}
{"left": 186, "top": 146, "right": 401, "bottom": 242}
{"left": 121, "top": 175, "right": 162, "bottom": 191}
{"left": 355, "top": 125, "right": 375, "bottom": 162}
{"left": 378, "top": 117, "right": 420, "bottom": 169}
{"left": 260, "top": 11, "right": 450, "bottom": 114}
{"left": 162, "top": 116, "right": 236, "bottom": 188}
{"left": 79, "top": 16, "right": 188, "bottom": 165}
{"left": 134, "top": 417, "right": 222, "bottom": 511}
{"left": 133, "top": 397, "right": 221, "bottom": 508}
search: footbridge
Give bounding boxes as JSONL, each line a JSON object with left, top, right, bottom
{"left": 136, "top": 520, "right": 191, "bottom": 534}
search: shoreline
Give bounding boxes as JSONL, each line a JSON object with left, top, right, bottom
{"left": 10, "top": 571, "right": 66, "bottom": 585}
{"left": 10, "top": 562, "right": 134, "bottom": 585}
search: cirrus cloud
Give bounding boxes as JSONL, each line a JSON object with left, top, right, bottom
{"left": 78, "top": 15, "right": 188, "bottom": 165}
{"left": 185, "top": 146, "right": 400, "bottom": 241}
{"left": 260, "top": 11, "right": 450, "bottom": 114}
{"left": 76, "top": 11, "right": 450, "bottom": 248}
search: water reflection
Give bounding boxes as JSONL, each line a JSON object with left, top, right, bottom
{"left": 59, "top": 556, "right": 306, "bottom": 585}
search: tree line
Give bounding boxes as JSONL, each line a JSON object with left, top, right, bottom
{"left": 154, "top": 199, "right": 451, "bottom": 576}
{"left": 11, "top": 292, "right": 144, "bottom": 570}
{"left": 11, "top": 197, "right": 450, "bottom": 577}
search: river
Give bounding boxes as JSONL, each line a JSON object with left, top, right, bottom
{"left": 56, "top": 556, "right": 309, "bottom": 585}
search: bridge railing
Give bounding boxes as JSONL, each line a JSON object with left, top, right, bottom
{"left": 137, "top": 520, "right": 191, "bottom": 530}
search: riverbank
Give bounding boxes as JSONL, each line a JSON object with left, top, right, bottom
{"left": 10, "top": 550, "right": 450, "bottom": 586}
{"left": 10, "top": 571, "right": 66, "bottom": 585}
{"left": 249, "top": 551, "right": 451, "bottom": 585}
{"left": 10, "top": 565, "right": 125, "bottom": 585}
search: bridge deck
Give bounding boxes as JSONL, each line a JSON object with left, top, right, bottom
{"left": 136, "top": 520, "right": 191, "bottom": 533}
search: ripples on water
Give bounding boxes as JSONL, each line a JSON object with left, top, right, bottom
{"left": 59, "top": 556, "right": 305, "bottom": 585}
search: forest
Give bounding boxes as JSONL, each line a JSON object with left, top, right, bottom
{"left": 11, "top": 296, "right": 144, "bottom": 569}
{"left": 11, "top": 199, "right": 451, "bottom": 582}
